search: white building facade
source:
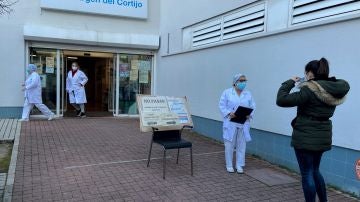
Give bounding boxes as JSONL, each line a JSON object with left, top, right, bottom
{"left": 0, "top": 0, "right": 160, "bottom": 117}
{"left": 157, "top": 0, "right": 360, "bottom": 196}
{"left": 0, "top": 0, "right": 359, "bottom": 196}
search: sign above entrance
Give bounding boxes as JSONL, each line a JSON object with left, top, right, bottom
{"left": 40, "top": 0, "right": 148, "bottom": 19}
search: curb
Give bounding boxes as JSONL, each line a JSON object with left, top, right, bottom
{"left": 3, "top": 120, "right": 21, "bottom": 202}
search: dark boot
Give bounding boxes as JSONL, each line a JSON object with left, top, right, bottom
{"left": 79, "top": 112, "right": 86, "bottom": 118}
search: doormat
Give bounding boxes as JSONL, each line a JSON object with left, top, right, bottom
{"left": 63, "top": 111, "right": 113, "bottom": 117}
{"left": 246, "top": 168, "right": 298, "bottom": 186}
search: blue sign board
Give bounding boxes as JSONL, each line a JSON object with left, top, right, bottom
{"left": 41, "top": 0, "right": 148, "bottom": 19}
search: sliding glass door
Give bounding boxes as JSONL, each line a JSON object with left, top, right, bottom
{"left": 28, "top": 47, "right": 153, "bottom": 117}
{"left": 117, "top": 54, "right": 153, "bottom": 115}
{"left": 29, "top": 48, "right": 63, "bottom": 116}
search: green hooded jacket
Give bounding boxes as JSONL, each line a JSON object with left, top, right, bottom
{"left": 276, "top": 78, "right": 350, "bottom": 151}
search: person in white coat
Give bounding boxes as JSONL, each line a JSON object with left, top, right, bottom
{"left": 219, "top": 73, "right": 256, "bottom": 173}
{"left": 66, "top": 62, "right": 88, "bottom": 118}
{"left": 20, "top": 64, "right": 55, "bottom": 121}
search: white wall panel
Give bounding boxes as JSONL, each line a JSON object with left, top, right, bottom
{"left": 158, "top": 12, "right": 360, "bottom": 150}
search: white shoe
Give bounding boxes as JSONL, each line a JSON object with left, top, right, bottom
{"left": 236, "top": 167, "right": 244, "bottom": 174}
{"left": 19, "top": 118, "right": 29, "bottom": 122}
{"left": 48, "top": 114, "right": 55, "bottom": 121}
{"left": 226, "top": 167, "right": 235, "bottom": 173}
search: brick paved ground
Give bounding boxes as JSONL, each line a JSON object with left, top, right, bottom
{"left": 11, "top": 118, "right": 358, "bottom": 202}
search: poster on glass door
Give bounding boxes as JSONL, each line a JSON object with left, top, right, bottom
{"left": 119, "top": 64, "right": 130, "bottom": 78}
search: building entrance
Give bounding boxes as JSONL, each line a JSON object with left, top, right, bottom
{"left": 28, "top": 46, "right": 153, "bottom": 117}
{"left": 64, "top": 51, "right": 114, "bottom": 117}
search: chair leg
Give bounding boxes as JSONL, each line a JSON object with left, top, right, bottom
{"left": 190, "top": 147, "right": 193, "bottom": 176}
{"left": 163, "top": 149, "right": 166, "bottom": 179}
{"left": 147, "top": 141, "right": 153, "bottom": 167}
{"left": 176, "top": 148, "right": 180, "bottom": 164}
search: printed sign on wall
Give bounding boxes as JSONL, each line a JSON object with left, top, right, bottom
{"left": 41, "top": 0, "right": 148, "bottom": 19}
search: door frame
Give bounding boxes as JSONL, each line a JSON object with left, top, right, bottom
{"left": 26, "top": 41, "right": 156, "bottom": 117}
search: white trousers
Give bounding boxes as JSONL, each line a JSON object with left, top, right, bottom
{"left": 21, "top": 98, "right": 54, "bottom": 119}
{"left": 224, "top": 127, "right": 246, "bottom": 170}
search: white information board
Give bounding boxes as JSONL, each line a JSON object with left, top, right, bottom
{"left": 41, "top": 0, "right": 148, "bottom": 19}
{"left": 136, "top": 95, "right": 193, "bottom": 132}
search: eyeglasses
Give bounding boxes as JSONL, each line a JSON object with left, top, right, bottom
{"left": 237, "top": 80, "right": 247, "bottom": 83}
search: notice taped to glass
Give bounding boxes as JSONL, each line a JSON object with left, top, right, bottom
{"left": 137, "top": 95, "right": 193, "bottom": 132}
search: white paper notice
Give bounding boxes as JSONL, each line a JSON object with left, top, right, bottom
{"left": 46, "top": 67, "right": 55, "bottom": 74}
{"left": 130, "top": 69, "right": 138, "bottom": 81}
{"left": 131, "top": 60, "right": 139, "bottom": 70}
{"left": 46, "top": 57, "right": 54, "bottom": 68}
{"left": 139, "top": 60, "right": 151, "bottom": 71}
{"left": 139, "top": 71, "right": 148, "bottom": 84}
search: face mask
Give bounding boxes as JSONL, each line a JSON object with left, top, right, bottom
{"left": 236, "top": 82, "right": 246, "bottom": 90}
{"left": 72, "top": 66, "right": 78, "bottom": 71}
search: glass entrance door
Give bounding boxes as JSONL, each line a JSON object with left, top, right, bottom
{"left": 28, "top": 47, "right": 153, "bottom": 117}
{"left": 118, "top": 54, "right": 152, "bottom": 115}
{"left": 29, "top": 48, "right": 60, "bottom": 116}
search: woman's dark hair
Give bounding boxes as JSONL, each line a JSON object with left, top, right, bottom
{"left": 72, "top": 62, "right": 79, "bottom": 67}
{"left": 305, "top": 57, "right": 329, "bottom": 79}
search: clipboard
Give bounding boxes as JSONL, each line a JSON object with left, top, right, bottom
{"left": 230, "top": 106, "right": 253, "bottom": 124}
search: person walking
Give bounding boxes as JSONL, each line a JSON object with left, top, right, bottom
{"left": 66, "top": 62, "right": 88, "bottom": 118}
{"left": 276, "top": 58, "right": 350, "bottom": 202}
{"left": 219, "top": 73, "right": 256, "bottom": 173}
{"left": 20, "top": 64, "right": 55, "bottom": 121}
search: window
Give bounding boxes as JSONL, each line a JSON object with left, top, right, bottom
{"left": 222, "top": 3, "right": 266, "bottom": 40}
{"left": 192, "top": 19, "right": 222, "bottom": 47}
{"left": 188, "top": 1, "right": 266, "bottom": 48}
{"left": 291, "top": 0, "right": 360, "bottom": 25}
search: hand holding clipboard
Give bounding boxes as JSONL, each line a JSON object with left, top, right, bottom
{"left": 230, "top": 106, "right": 253, "bottom": 124}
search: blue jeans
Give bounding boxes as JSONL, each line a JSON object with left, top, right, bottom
{"left": 294, "top": 149, "right": 327, "bottom": 202}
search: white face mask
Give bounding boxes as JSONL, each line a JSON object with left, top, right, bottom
{"left": 72, "top": 66, "right": 78, "bottom": 71}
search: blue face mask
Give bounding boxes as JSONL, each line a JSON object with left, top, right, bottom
{"left": 236, "top": 82, "right": 246, "bottom": 90}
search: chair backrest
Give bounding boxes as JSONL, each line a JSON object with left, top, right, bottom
{"left": 153, "top": 130, "right": 181, "bottom": 141}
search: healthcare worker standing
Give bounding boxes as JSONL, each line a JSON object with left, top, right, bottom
{"left": 66, "top": 62, "right": 88, "bottom": 118}
{"left": 20, "top": 64, "right": 55, "bottom": 121}
{"left": 219, "top": 73, "right": 256, "bottom": 173}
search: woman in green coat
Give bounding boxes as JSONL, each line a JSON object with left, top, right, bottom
{"left": 276, "top": 58, "right": 350, "bottom": 202}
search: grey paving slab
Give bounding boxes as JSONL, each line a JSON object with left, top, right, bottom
{"left": 3, "top": 120, "right": 21, "bottom": 202}
{"left": 0, "top": 173, "right": 6, "bottom": 200}
{"left": 0, "top": 173, "right": 6, "bottom": 189}
{"left": 0, "top": 119, "right": 19, "bottom": 141}
{"left": 246, "top": 168, "right": 298, "bottom": 186}
{"left": 9, "top": 118, "right": 359, "bottom": 202}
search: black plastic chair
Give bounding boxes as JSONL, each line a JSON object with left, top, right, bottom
{"left": 147, "top": 126, "right": 193, "bottom": 179}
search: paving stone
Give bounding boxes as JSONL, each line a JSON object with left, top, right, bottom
{"left": 9, "top": 118, "right": 359, "bottom": 202}
{"left": 245, "top": 168, "right": 298, "bottom": 186}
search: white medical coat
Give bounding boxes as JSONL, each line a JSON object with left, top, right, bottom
{"left": 66, "top": 70, "right": 88, "bottom": 104}
{"left": 24, "top": 72, "right": 42, "bottom": 104}
{"left": 219, "top": 88, "right": 256, "bottom": 142}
